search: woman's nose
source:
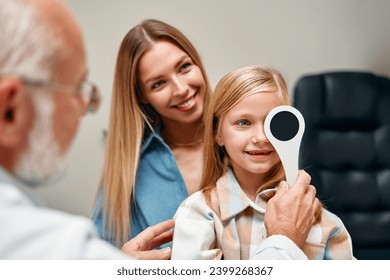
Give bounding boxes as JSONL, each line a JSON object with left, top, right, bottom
{"left": 171, "top": 76, "right": 188, "bottom": 97}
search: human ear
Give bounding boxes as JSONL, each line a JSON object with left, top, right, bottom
{"left": 216, "top": 134, "right": 224, "bottom": 146}
{"left": 0, "top": 77, "right": 29, "bottom": 147}
{"left": 139, "top": 96, "right": 149, "bottom": 105}
{"left": 136, "top": 87, "right": 149, "bottom": 105}
{"left": 138, "top": 92, "right": 149, "bottom": 105}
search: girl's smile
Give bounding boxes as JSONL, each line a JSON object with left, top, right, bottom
{"left": 245, "top": 149, "right": 274, "bottom": 159}
{"left": 217, "top": 92, "right": 283, "bottom": 191}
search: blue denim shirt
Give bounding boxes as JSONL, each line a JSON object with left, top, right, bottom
{"left": 93, "top": 125, "right": 189, "bottom": 246}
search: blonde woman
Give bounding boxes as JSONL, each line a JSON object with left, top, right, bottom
{"left": 171, "top": 65, "right": 354, "bottom": 260}
{"left": 93, "top": 19, "right": 212, "bottom": 248}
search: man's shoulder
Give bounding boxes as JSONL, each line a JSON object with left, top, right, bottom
{"left": 0, "top": 180, "right": 94, "bottom": 234}
{"left": 0, "top": 179, "right": 35, "bottom": 207}
{"left": 0, "top": 180, "right": 96, "bottom": 258}
{"left": 0, "top": 182, "right": 129, "bottom": 259}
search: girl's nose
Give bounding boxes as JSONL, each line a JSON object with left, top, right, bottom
{"left": 251, "top": 126, "right": 269, "bottom": 144}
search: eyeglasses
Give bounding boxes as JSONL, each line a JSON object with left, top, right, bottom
{"left": 21, "top": 77, "right": 101, "bottom": 114}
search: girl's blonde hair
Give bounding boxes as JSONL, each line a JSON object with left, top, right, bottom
{"left": 201, "top": 65, "right": 322, "bottom": 223}
{"left": 100, "top": 19, "right": 212, "bottom": 247}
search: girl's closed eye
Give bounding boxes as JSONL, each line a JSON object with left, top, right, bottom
{"left": 236, "top": 120, "right": 251, "bottom": 127}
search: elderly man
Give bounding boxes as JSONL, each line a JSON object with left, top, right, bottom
{"left": 0, "top": 0, "right": 173, "bottom": 259}
{"left": 0, "top": 0, "right": 318, "bottom": 260}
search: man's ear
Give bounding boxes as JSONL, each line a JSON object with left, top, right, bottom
{"left": 0, "top": 77, "right": 29, "bottom": 147}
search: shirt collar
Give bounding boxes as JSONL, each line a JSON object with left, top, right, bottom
{"left": 0, "top": 166, "right": 21, "bottom": 186}
{"left": 0, "top": 166, "right": 46, "bottom": 206}
{"left": 216, "top": 169, "right": 267, "bottom": 221}
{"left": 141, "top": 124, "right": 167, "bottom": 154}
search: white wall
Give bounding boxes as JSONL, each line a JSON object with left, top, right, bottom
{"left": 33, "top": 0, "right": 390, "bottom": 217}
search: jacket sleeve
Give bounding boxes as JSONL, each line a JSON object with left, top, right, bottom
{"left": 1, "top": 203, "right": 129, "bottom": 259}
{"left": 324, "top": 224, "right": 355, "bottom": 259}
{"left": 171, "top": 192, "right": 222, "bottom": 260}
{"left": 252, "top": 235, "right": 308, "bottom": 260}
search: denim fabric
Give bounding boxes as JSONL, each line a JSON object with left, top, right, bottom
{"left": 93, "top": 125, "right": 188, "bottom": 246}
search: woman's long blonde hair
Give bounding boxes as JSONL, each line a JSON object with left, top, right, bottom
{"left": 202, "top": 65, "right": 322, "bottom": 223}
{"left": 100, "top": 19, "right": 211, "bottom": 247}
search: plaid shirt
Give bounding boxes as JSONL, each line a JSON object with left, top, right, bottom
{"left": 171, "top": 169, "right": 354, "bottom": 260}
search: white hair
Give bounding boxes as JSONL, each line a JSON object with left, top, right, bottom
{"left": 0, "top": 0, "right": 68, "bottom": 185}
{"left": 0, "top": 0, "right": 64, "bottom": 80}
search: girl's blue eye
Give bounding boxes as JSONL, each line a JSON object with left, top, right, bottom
{"left": 237, "top": 120, "right": 250, "bottom": 126}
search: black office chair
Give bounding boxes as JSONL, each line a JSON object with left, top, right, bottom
{"left": 293, "top": 71, "right": 390, "bottom": 259}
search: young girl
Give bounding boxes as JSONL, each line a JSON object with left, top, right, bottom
{"left": 93, "top": 19, "right": 212, "bottom": 247}
{"left": 171, "top": 65, "right": 354, "bottom": 260}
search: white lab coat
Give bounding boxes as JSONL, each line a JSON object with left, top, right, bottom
{"left": 0, "top": 167, "right": 129, "bottom": 259}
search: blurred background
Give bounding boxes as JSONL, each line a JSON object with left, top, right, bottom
{"left": 32, "top": 0, "right": 390, "bottom": 218}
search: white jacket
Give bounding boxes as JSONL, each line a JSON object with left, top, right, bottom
{"left": 0, "top": 167, "right": 129, "bottom": 259}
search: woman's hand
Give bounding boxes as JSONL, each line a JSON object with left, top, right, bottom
{"left": 120, "top": 219, "right": 174, "bottom": 260}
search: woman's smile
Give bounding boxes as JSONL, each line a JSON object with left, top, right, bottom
{"left": 173, "top": 93, "right": 197, "bottom": 111}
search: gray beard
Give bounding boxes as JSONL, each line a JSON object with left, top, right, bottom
{"left": 14, "top": 90, "right": 67, "bottom": 187}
